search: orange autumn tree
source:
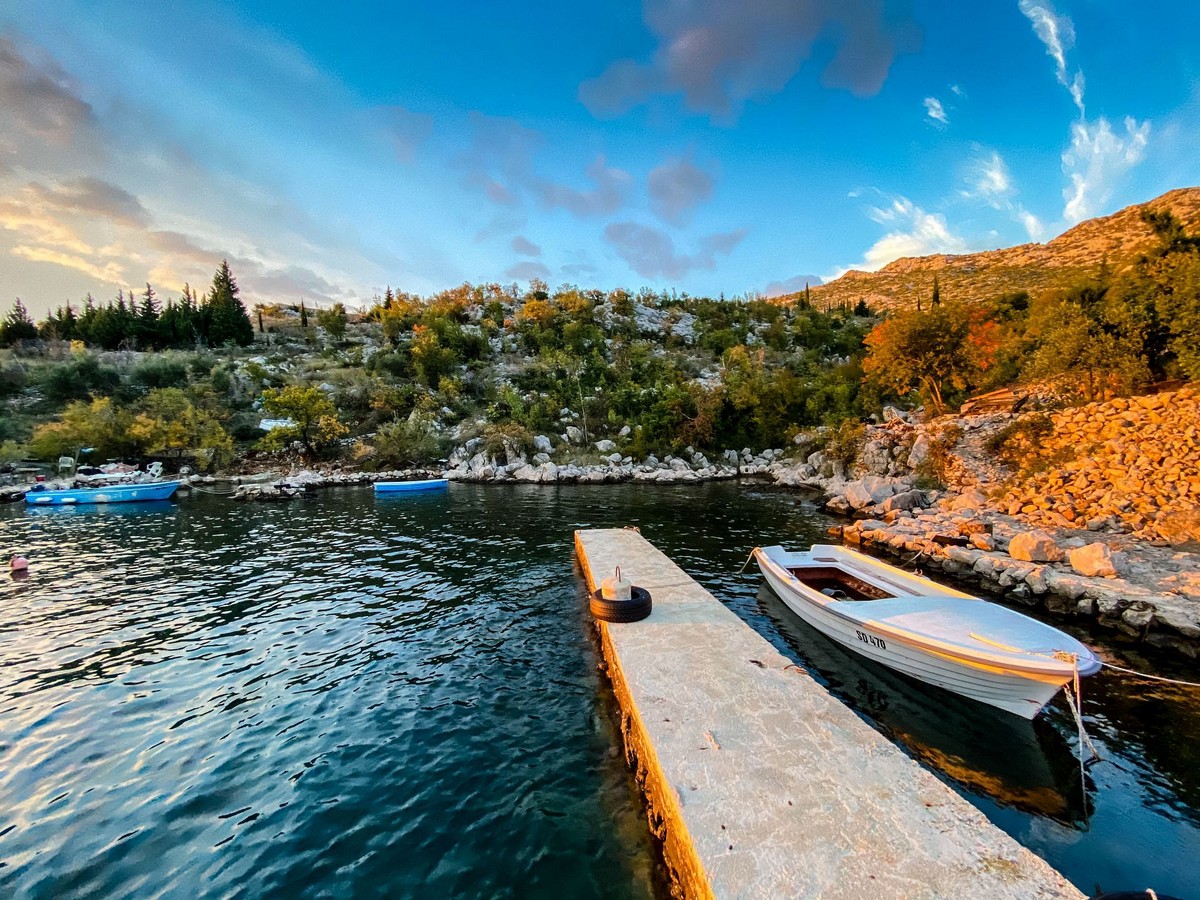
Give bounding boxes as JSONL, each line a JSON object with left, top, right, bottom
{"left": 863, "top": 300, "right": 998, "bottom": 414}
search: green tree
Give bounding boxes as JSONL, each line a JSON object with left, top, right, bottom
{"left": 260, "top": 385, "right": 348, "bottom": 456}
{"left": 0, "top": 299, "right": 39, "bottom": 345}
{"left": 863, "top": 301, "right": 998, "bottom": 413}
{"left": 316, "top": 302, "right": 348, "bottom": 340}
{"left": 128, "top": 388, "right": 233, "bottom": 469}
{"left": 202, "top": 261, "right": 254, "bottom": 346}
{"left": 28, "top": 397, "right": 135, "bottom": 460}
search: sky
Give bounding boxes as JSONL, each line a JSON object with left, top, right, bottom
{"left": 1, "top": 1, "right": 1198, "bottom": 317}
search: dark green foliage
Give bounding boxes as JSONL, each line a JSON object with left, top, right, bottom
{"left": 129, "top": 356, "right": 190, "bottom": 392}
{"left": 203, "top": 261, "right": 254, "bottom": 346}
{"left": 0, "top": 299, "right": 39, "bottom": 345}
{"left": 40, "top": 355, "right": 122, "bottom": 404}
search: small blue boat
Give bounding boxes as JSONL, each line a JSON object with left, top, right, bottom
{"left": 25, "top": 480, "right": 181, "bottom": 506}
{"left": 373, "top": 478, "right": 449, "bottom": 494}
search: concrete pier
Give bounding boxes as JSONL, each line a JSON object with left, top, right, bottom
{"left": 575, "top": 527, "right": 1084, "bottom": 900}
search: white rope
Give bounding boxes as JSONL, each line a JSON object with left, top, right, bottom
{"left": 184, "top": 482, "right": 241, "bottom": 496}
{"left": 737, "top": 546, "right": 761, "bottom": 574}
{"left": 1099, "top": 661, "right": 1200, "bottom": 688}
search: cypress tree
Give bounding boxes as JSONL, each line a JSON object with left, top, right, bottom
{"left": 300, "top": 299, "right": 309, "bottom": 328}
{"left": 931, "top": 274, "right": 941, "bottom": 307}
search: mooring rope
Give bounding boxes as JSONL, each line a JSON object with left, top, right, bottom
{"left": 1097, "top": 661, "right": 1200, "bottom": 688}
{"left": 183, "top": 482, "right": 242, "bottom": 496}
{"left": 737, "top": 546, "right": 761, "bottom": 574}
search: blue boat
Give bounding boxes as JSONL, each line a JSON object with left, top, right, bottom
{"left": 25, "top": 480, "right": 181, "bottom": 506}
{"left": 373, "top": 478, "right": 448, "bottom": 494}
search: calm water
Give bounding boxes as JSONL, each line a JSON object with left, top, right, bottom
{"left": 1, "top": 484, "right": 1198, "bottom": 899}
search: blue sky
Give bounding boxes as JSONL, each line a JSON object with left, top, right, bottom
{"left": 2, "top": 0, "right": 1198, "bottom": 316}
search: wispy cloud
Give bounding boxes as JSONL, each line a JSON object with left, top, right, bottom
{"left": 0, "top": 31, "right": 409, "bottom": 312}
{"left": 0, "top": 35, "right": 94, "bottom": 144}
{"left": 580, "top": 0, "right": 920, "bottom": 122}
{"left": 960, "top": 149, "right": 1043, "bottom": 239}
{"left": 647, "top": 154, "right": 714, "bottom": 225}
{"left": 1017, "top": 0, "right": 1150, "bottom": 223}
{"left": 1063, "top": 116, "right": 1150, "bottom": 222}
{"left": 1018, "top": 0, "right": 1083, "bottom": 114}
{"left": 923, "top": 96, "right": 948, "bottom": 126}
{"left": 604, "top": 221, "right": 745, "bottom": 280}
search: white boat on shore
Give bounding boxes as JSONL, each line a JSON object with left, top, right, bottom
{"left": 753, "top": 544, "right": 1101, "bottom": 719}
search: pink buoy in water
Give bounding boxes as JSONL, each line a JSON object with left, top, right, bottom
{"left": 10, "top": 556, "right": 29, "bottom": 572}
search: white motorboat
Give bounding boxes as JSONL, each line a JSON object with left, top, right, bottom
{"left": 753, "top": 544, "right": 1101, "bottom": 718}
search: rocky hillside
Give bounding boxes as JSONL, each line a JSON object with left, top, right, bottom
{"left": 792, "top": 187, "right": 1200, "bottom": 312}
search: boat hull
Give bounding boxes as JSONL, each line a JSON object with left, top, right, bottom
{"left": 24, "top": 481, "right": 181, "bottom": 506}
{"left": 373, "top": 479, "right": 448, "bottom": 494}
{"left": 756, "top": 550, "right": 1077, "bottom": 719}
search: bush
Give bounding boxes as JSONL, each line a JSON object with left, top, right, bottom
{"left": 480, "top": 422, "right": 533, "bottom": 463}
{"left": 40, "top": 355, "right": 122, "bottom": 404}
{"left": 823, "top": 420, "right": 866, "bottom": 469}
{"left": 130, "top": 355, "right": 190, "bottom": 391}
{"left": 370, "top": 413, "right": 446, "bottom": 468}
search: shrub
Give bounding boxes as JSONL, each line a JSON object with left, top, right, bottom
{"left": 370, "top": 412, "right": 446, "bottom": 468}
{"left": 130, "top": 355, "right": 190, "bottom": 391}
{"left": 823, "top": 420, "right": 866, "bottom": 469}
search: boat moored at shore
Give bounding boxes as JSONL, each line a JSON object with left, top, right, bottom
{"left": 373, "top": 478, "right": 449, "bottom": 494}
{"left": 753, "top": 543, "right": 1101, "bottom": 718}
{"left": 24, "top": 480, "right": 182, "bottom": 506}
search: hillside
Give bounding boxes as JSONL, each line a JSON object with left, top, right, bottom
{"left": 794, "top": 187, "right": 1200, "bottom": 312}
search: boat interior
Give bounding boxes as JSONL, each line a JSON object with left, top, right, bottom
{"left": 787, "top": 566, "right": 896, "bottom": 601}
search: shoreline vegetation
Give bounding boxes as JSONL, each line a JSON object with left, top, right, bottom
{"left": 3, "top": 206, "right": 1199, "bottom": 650}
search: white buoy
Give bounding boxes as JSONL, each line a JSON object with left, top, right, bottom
{"left": 600, "top": 566, "right": 632, "bottom": 602}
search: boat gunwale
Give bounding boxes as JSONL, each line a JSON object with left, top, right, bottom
{"left": 754, "top": 547, "right": 1097, "bottom": 679}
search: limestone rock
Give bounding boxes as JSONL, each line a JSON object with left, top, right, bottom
{"left": 1008, "top": 529, "right": 1063, "bottom": 562}
{"left": 1069, "top": 542, "right": 1127, "bottom": 578}
{"left": 595, "top": 439, "right": 617, "bottom": 453}
{"left": 533, "top": 435, "right": 553, "bottom": 453}
{"left": 844, "top": 476, "right": 898, "bottom": 511}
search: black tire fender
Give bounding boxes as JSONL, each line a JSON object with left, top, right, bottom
{"left": 590, "top": 586, "right": 652, "bottom": 623}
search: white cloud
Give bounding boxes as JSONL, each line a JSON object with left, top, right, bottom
{"left": 842, "top": 194, "right": 968, "bottom": 275}
{"left": 1018, "top": 0, "right": 1083, "bottom": 114}
{"left": 1062, "top": 116, "right": 1151, "bottom": 222}
{"left": 924, "top": 96, "right": 948, "bottom": 125}
{"left": 966, "top": 151, "right": 1012, "bottom": 201}
{"left": 960, "top": 149, "right": 1044, "bottom": 240}
{"left": 1019, "top": 209, "right": 1044, "bottom": 240}
{"left": 1017, "top": 1, "right": 1150, "bottom": 223}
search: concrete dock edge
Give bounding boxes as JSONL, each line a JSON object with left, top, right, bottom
{"left": 575, "top": 526, "right": 1085, "bottom": 900}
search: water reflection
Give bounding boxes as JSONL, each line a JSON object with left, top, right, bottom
{"left": 756, "top": 583, "right": 1092, "bottom": 826}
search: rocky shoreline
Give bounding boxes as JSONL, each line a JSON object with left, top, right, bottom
{"left": 25, "top": 384, "right": 1196, "bottom": 653}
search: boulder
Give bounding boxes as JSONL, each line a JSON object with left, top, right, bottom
{"left": 1008, "top": 529, "right": 1063, "bottom": 562}
{"left": 843, "top": 476, "right": 898, "bottom": 511}
{"left": 565, "top": 426, "right": 584, "bottom": 444}
{"left": 533, "top": 435, "right": 553, "bottom": 453}
{"left": 908, "top": 433, "right": 932, "bottom": 469}
{"left": 595, "top": 439, "right": 617, "bottom": 453}
{"left": 1069, "top": 542, "right": 1127, "bottom": 578}
{"left": 618, "top": 425, "right": 632, "bottom": 438}
{"left": 881, "top": 489, "right": 922, "bottom": 512}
